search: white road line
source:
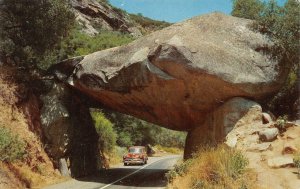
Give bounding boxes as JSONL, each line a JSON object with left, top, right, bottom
{"left": 99, "top": 157, "right": 168, "bottom": 189}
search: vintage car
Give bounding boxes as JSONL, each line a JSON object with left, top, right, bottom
{"left": 123, "top": 146, "right": 148, "bottom": 166}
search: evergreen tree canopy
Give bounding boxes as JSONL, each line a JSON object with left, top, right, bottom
{"left": 0, "top": 0, "right": 74, "bottom": 66}
{"left": 231, "top": 0, "right": 264, "bottom": 19}
{"left": 232, "top": 0, "right": 300, "bottom": 118}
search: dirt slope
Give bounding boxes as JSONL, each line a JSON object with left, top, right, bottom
{"left": 0, "top": 67, "right": 64, "bottom": 189}
{"left": 226, "top": 106, "right": 300, "bottom": 189}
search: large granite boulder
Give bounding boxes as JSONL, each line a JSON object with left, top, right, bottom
{"left": 51, "top": 13, "right": 286, "bottom": 158}
{"left": 40, "top": 83, "right": 72, "bottom": 158}
{"left": 40, "top": 82, "right": 100, "bottom": 178}
{"left": 185, "top": 97, "right": 262, "bottom": 158}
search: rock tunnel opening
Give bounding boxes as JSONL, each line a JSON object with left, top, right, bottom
{"left": 89, "top": 107, "right": 187, "bottom": 161}
{"left": 40, "top": 82, "right": 188, "bottom": 178}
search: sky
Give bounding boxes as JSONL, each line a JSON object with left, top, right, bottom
{"left": 109, "top": 0, "right": 287, "bottom": 23}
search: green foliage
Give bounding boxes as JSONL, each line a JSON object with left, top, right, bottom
{"left": 260, "top": 0, "right": 300, "bottom": 118}
{"left": 103, "top": 111, "right": 186, "bottom": 148}
{"left": 275, "top": 115, "right": 288, "bottom": 132}
{"left": 91, "top": 111, "right": 117, "bottom": 154}
{"left": 232, "top": 0, "right": 300, "bottom": 118}
{"left": 231, "top": 0, "right": 264, "bottom": 19}
{"left": 117, "top": 131, "right": 133, "bottom": 147}
{"left": 294, "top": 154, "right": 300, "bottom": 178}
{"left": 0, "top": 0, "right": 75, "bottom": 66}
{"left": 66, "top": 30, "right": 134, "bottom": 57}
{"left": 0, "top": 126, "right": 26, "bottom": 162}
{"left": 228, "top": 150, "right": 249, "bottom": 179}
{"left": 255, "top": 0, "right": 282, "bottom": 35}
{"left": 232, "top": 0, "right": 300, "bottom": 64}
{"left": 166, "top": 159, "right": 193, "bottom": 183}
{"left": 38, "top": 28, "right": 134, "bottom": 69}
{"left": 129, "top": 13, "right": 171, "bottom": 31}
{"left": 151, "top": 127, "right": 186, "bottom": 148}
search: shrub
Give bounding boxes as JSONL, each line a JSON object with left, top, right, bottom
{"left": 294, "top": 154, "right": 300, "bottom": 178}
{"left": 228, "top": 149, "right": 249, "bottom": 179}
{"left": 231, "top": 0, "right": 264, "bottom": 20}
{"left": 275, "top": 115, "right": 288, "bottom": 132}
{"left": 91, "top": 111, "right": 117, "bottom": 154}
{"left": 167, "top": 145, "right": 255, "bottom": 189}
{"left": 0, "top": 126, "right": 26, "bottom": 162}
{"left": 117, "top": 131, "right": 133, "bottom": 147}
{"left": 108, "top": 146, "right": 127, "bottom": 165}
{"left": 129, "top": 13, "right": 171, "bottom": 31}
{"left": 0, "top": 0, "right": 74, "bottom": 67}
{"left": 166, "top": 159, "right": 193, "bottom": 183}
{"left": 39, "top": 28, "right": 135, "bottom": 70}
{"left": 64, "top": 29, "right": 134, "bottom": 57}
{"left": 151, "top": 127, "right": 186, "bottom": 149}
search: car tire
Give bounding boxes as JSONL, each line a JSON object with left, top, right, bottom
{"left": 124, "top": 163, "right": 127, "bottom": 166}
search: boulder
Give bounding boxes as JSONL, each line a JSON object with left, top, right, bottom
{"left": 186, "top": 97, "right": 262, "bottom": 158}
{"left": 51, "top": 13, "right": 286, "bottom": 158}
{"left": 53, "top": 13, "right": 283, "bottom": 131}
{"left": 146, "top": 144, "right": 156, "bottom": 156}
{"left": 262, "top": 112, "right": 273, "bottom": 124}
{"left": 225, "top": 136, "right": 238, "bottom": 148}
{"left": 59, "top": 158, "right": 70, "bottom": 177}
{"left": 40, "top": 82, "right": 100, "bottom": 178}
{"left": 259, "top": 128, "right": 279, "bottom": 142}
{"left": 282, "top": 143, "right": 298, "bottom": 154}
{"left": 40, "top": 83, "right": 72, "bottom": 158}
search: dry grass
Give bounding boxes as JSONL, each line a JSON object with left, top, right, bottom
{"left": 154, "top": 145, "right": 183, "bottom": 155}
{"left": 293, "top": 146, "right": 300, "bottom": 178}
{"left": 167, "top": 145, "right": 258, "bottom": 189}
{"left": 106, "top": 147, "right": 126, "bottom": 166}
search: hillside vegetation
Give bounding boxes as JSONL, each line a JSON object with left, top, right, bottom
{"left": 0, "top": 67, "right": 65, "bottom": 189}
{"left": 129, "top": 13, "right": 171, "bottom": 34}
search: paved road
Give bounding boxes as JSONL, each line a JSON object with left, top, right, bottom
{"left": 44, "top": 155, "right": 181, "bottom": 189}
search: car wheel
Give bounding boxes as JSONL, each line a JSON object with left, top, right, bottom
{"left": 124, "top": 163, "right": 127, "bottom": 166}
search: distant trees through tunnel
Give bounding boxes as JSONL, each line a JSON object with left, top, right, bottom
{"left": 90, "top": 108, "right": 187, "bottom": 167}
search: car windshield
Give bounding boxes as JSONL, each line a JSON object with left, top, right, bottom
{"left": 128, "top": 147, "right": 142, "bottom": 153}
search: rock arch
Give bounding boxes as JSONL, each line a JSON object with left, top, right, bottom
{"left": 43, "top": 13, "right": 286, "bottom": 177}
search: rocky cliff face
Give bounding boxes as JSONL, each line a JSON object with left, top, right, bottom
{"left": 71, "top": 0, "right": 142, "bottom": 37}
{"left": 51, "top": 12, "right": 287, "bottom": 158}
{"left": 40, "top": 82, "right": 100, "bottom": 178}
